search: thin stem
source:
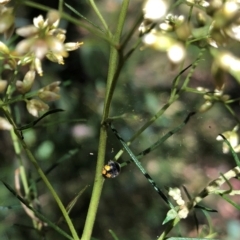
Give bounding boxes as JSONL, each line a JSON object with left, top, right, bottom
{"left": 58, "top": 0, "right": 63, "bottom": 14}
{"left": 9, "top": 127, "right": 28, "bottom": 195}
{"left": 0, "top": 91, "right": 41, "bottom": 107}
{"left": 114, "top": 95, "right": 178, "bottom": 161}
{"left": 80, "top": 126, "right": 107, "bottom": 240}
{"left": 121, "top": 12, "right": 143, "bottom": 50}
{"left": 170, "top": 60, "right": 186, "bottom": 101}
{"left": 3, "top": 181, "right": 74, "bottom": 239}
{"left": 64, "top": 3, "right": 105, "bottom": 33}
{"left": 223, "top": 103, "right": 240, "bottom": 124}
{"left": 181, "top": 49, "right": 205, "bottom": 90}
{"left": 4, "top": 68, "right": 18, "bottom": 102}
{"left": 120, "top": 112, "right": 195, "bottom": 167}
{"left": 103, "top": 0, "right": 130, "bottom": 120}
{"left": 89, "top": 0, "right": 112, "bottom": 36}
{"left": 102, "top": 48, "right": 120, "bottom": 120}
{"left": 188, "top": 5, "right": 193, "bottom": 23}
{"left": 113, "top": 60, "right": 194, "bottom": 162}
{"left": 158, "top": 218, "right": 180, "bottom": 240}
{"left": 1, "top": 106, "right": 79, "bottom": 240}
{"left": 110, "top": 123, "right": 173, "bottom": 207}
{"left": 81, "top": 1, "right": 129, "bottom": 240}
{"left": 114, "top": 0, "right": 130, "bottom": 46}
{"left": 183, "top": 87, "right": 206, "bottom": 94}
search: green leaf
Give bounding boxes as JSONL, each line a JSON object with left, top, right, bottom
{"left": 194, "top": 205, "right": 218, "bottom": 213}
{"left": 17, "top": 108, "right": 64, "bottom": 130}
{"left": 109, "top": 229, "right": 119, "bottom": 240}
{"left": 163, "top": 209, "right": 178, "bottom": 225}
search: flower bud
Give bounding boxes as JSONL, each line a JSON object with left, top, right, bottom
{"left": 47, "top": 10, "right": 60, "bottom": 26}
{"left": 0, "top": 80, "right": 7, "bottom": 93}
{"left": 196, "top": 12, "right": 207, "bottom": 27}
{"left": 46, "top": 52, "right": 64, "bottom": 64}
{"left": 0, "top": 41, "right": 9, "bottom": 54}
{"left": 0, "top": 7, "right": 14, "bottom": 34}
{"left": 43, "top": 81, "right": 60, "bottom": 92}
{"left": 15, "top": 38, "right": 34, "bottom": 55}
{"left": 16, "top": 70, "right": 35, "bottom": 94}
{"left": 178, "top": 207, "right": 189, "bottom": 219}
{"left": 216, "top": 130, "right": 240, "bottom": 154}
{"left": 33, "top": 15, "right": 45, "bottom": 29}
{"left": 34, "top": 58, "right": 43, "bottom": 76}
{"left": 38, "top": 91, "right": 60, "bottom": 102}
{"left": 16, "top": 25, "right": 38, "bottom": 37}
{"left": 18, "top": 56, "right": 33, "bottom": 66}
{"left": 26, "top": 99, "right": 49, "bottom": 117}
{"left": 0, "top": 117, "right": 12, "bottom": 130}
{"left": 55, "top": 32, "right": 66, "bottom": 42}
{"left": 198, "top": 101, "right": 213, "bottom": 112}
{"left": 64, "top": 42, "right": 83, "bottom": 51}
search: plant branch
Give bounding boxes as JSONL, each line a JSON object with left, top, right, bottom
{"left": 89, "top": 0, "right": 112, "bottom": 36}
{"left": 1, "top": 105, "right": 79, "bottom": 240}
{"left": 81, "top": 1, "right": 130, "bottom": 240}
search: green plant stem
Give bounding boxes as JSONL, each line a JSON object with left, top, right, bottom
{"left": 80, "top": 126, "right": 107, "bottom": 240}
{"left": 81, "top": 1, "right": 129, "bottom": 240}
{"left": 114, "top": 95, "right": 178, "bottom": 161}
{"left": 0, "top": 90, "right": 39, "bottom": 107}
{"left": 9, "top": 123, "right": 28, "bottom": 194}
{"left": 158, "top": 218, "right": 180, "bottom": 240}
{"left": 113, "top": 60, "right": 198, "bottom": 161}
{"left": 121, "top": 12, "right": 143, "bottom": 50}
{"left": 58, "top": 0, "right": 63, "bottom": 15}
{"left": 1, "top": 106, "right": 79, "bottom": 240}
{"left": 89, "top": 0, "right": 111, "bottom": 36}
{"left": 103, "top": 0, "right": 130, "bottom": 120}
{"left": 181, "top": 48, "right": 205, "bottom": 90}
{"left": 224, "top": 103, "right": 240, "bottom": 124}
{"left": 188, "top": 5, "right": 193, "bottom": 23}
{"left": 64, "top": 3, "right": 105, "bottom": 33}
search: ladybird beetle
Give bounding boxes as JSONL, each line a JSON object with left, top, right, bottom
{"left": 102, "top": 160, "right": 121, "bottom": 178}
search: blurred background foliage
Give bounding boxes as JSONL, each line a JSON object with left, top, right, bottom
{"left": 1, "top": 0, "right": 240, "bottom": 240}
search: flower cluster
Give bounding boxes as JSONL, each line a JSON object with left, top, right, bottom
{"left": 15, "top": 70, "right": 61, "bottom": 117}
{"left": 140, "top": 0, "right": 240, "bottom": 69}
{"left": 139, "top": 0, "right": 187, "bottom": 63}
{"left": 0, "top": 2, "right": 83, "bottom": 118}
{"left": 15, "top": 10, "right": 83, "bottom": 76}
{"left": 139, "top": 0, "right": 240, "bottom": 157}
{"left": 217, "top": 126, "right": 240, "bottom": 154}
